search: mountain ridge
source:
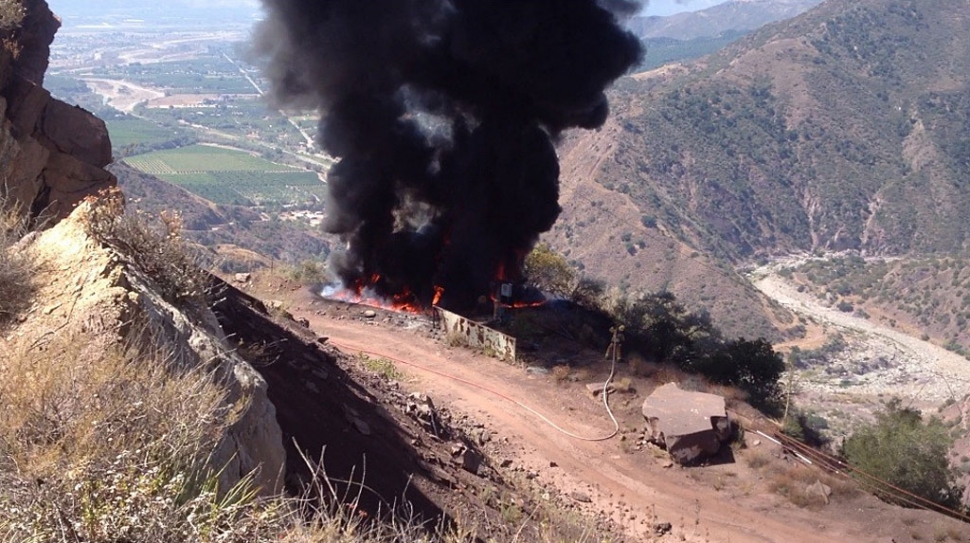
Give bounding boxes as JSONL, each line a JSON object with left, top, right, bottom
{"left": 590, "top": 0, "right": 970, "bottom": 262}
{"left": 549, "top": 0, "right": 970, "bottom": 340}
{"left": 628, "top": 0, "right": 822, "bottom": 40}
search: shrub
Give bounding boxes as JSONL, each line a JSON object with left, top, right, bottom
{"left": 0, "top": 0, "right": 25, "bottom": 34}
{"left": 569, "top": 277, "right": 606, "bottom": 310}
{"left": 693, "top": 338, "right": 784, "bottom": 413}
{"left": 551, "top": 364, "right": 571, "bottom": 384}
{"left": 84, "top": 191, "right": 211, "bottom": 306}
{"left": 524, "top": 243, "right": 576, "bottom": 297}
{"left": 843, "top": 399, "right": 962, "bottom": 508}
{"left": 287, "top": 259, "right": 329, "bottom": 285}
{"left": 0, "top": 196, "right": 34, "bottom": 326}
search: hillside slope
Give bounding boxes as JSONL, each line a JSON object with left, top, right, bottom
{"left": 587, "top": 0, "right": 970, "bottom": 262}
{"left": 552, "top": 0, "right": 970, "bottom": 340}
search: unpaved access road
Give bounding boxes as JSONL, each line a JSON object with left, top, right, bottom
{"left": 289, "top": 302, "right": 934, "bottom": 543}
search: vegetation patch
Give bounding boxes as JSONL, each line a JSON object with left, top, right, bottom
{"left": 85, "top": 190, "right": 211, "bottom": 306}
{"left": 0, "top": 0, "right": 24, "bottom": 34}
{"left": 0, "top": 331, "right": 479, "bottom": 542}
{"left": 0, "top": 196, "right": 34, "bottom": 327}
{"left": 843, "top": 398, "right": 962, "bottom": 509}
{"left": 792, "top": 254, "right": 970, "bottom": 359}
{"left": 359, "top": 354, "right": 404, "bottom": 381}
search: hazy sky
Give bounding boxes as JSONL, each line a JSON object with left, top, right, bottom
{"left": 641, "top": 0, "right": 731, "bottom": 17}
{"left": 47, "top": 0, "right": 260, "bottom": 12}
{"left": 46, "top": 0, "right": 727, "bottom": 20}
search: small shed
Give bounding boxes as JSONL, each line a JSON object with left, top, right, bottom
{"left": 641, "top": 382, "right": 731, "bottom": 464}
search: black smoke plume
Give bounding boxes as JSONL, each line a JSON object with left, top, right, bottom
{"left": 254, "top": 0, "right": 643, "bottom": 310}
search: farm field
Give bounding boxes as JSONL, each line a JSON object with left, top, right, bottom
{"left": 106, "top": 118, "right": 183, "bottom": 148}
{"left": 123, "top": 145, "right": 326, "bottom": 206}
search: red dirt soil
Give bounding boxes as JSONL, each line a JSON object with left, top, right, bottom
{"left": 229, "top": 275, "right": 970, "bottom": 542}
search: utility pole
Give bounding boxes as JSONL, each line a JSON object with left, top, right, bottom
{"left": 605, "top": 325, "right": 625, "bottom": 364}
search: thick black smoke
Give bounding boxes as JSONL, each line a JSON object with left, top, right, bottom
{"left": 254, "top": 0, "right": 643, "bottom": 310}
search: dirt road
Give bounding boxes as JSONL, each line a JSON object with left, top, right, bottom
{"left": 291, "top": 303, "right": 925, "bottom": 543}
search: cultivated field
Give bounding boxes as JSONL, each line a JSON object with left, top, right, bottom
{"left": 124, "top": 145, "right": 326, "bottom": 206}
{"left": 106, "top": 118, "right": 184, "bottom": 148}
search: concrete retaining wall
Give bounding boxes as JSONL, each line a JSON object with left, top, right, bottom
{"left": 434, "top": 307, "right": 516, "bottom": 362}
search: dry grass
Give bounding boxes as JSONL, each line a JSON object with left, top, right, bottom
{"left": 652, "top": 364, "right": 690, "bottom": 385}
{"left": 743, "top": 444, "right": 860, "bottom": 510}
{"left": 744, "top": 449, "right": 772, "bottom": 469}
{"left": 446, "top": 331, "right": 470, "bottom": 349}
{"left": 552, "top": 365, "right": 571, "bottom": 385}
{"left": 627, "top": 353, "right": 658, "bottom": 377}
{"left": 613, "top": 376, "right": 635, "bottom": 393}
{"left": 0, "top": 330, "right": 482, "bottom": 543}
{"left": 705, "top": 383, "right": 749, "bottom": 404}
{"left": 0, "top": 331, "right": 235, "bottom": 541}
{"left": 0, "top": 196, "right": 34, "bottom": 327}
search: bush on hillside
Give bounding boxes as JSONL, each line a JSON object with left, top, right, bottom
{"left": 569, "top": 277, "right": 607, "bottom": 310}
{"left": 287, "top": 259, "right": 329, "bottom": 286}
{"left": 601, "top": 291, "right": 784, "bottom": 412}
{"left": 0, "top": 196, "right": 34, "bottom": 326}
{"left": 85, "top": 191, "right": 212, "bottom": 306}
{"left": 843, "top": 399, "right": 961, "bottom": 508}
{"left": 690, "top": 337, "right": 785, "bottom": 412}
{"left": 0, "top": 0, "right": 25, "bottom": 34}
{"left": 524, "top": 243, "right": 576, "bottom": 297}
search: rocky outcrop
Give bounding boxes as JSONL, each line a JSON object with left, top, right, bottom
{"left": 0, "top": 0, "right": 115, "bottom": 222}
{"left": 641, "top": 383, "right": 732, "bottom": 465}
{"left": 7, "top": 198, "right": 286, "bottom": 494}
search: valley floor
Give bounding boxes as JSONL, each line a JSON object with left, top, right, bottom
{"left": 750, "top": 259, "right": 970, "bottom": 423}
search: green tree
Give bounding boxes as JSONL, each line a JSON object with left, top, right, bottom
{"left": 843, "top": 399, "right": 961, "bottom": 508}
{"left": 692, "top": 337, "right": 784, "bottom": 412}
{"left": 524, "top": 243, "right": 576, "bottom": 297}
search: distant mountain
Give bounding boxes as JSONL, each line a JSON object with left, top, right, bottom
{"left": 551, "top": 0, "right": 970, "bottom": 339}
{"left": 584, "top": 0, "right": 970, "bottom": 259}
{"left": 628, "top": 0, "right": 823, "bottom": 40}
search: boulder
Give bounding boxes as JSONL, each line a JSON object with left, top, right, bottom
{"left": 1, "top": 0, "right": 115, "bottom": 224}
{"left": 641, "top": 383, "right": 731, "bottom": 465}
{"left": 38, "top": 98, "right": 113, "bottom": 167}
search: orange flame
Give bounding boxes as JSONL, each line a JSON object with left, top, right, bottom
{"left": 432, "top": 286, "right": 444, "bottom": 306}
{"left": 325, "top": 275, "right": 429, "bottom": 314}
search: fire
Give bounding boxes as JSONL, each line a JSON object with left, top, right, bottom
{"left": 321, "top": 276, "right": 428, "bottom": 314}
{"left": 432, "top": 286, "right": 444, "bottom": 306}
{"left": 489, "top": 284, "right": 546, "bottom": 310}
